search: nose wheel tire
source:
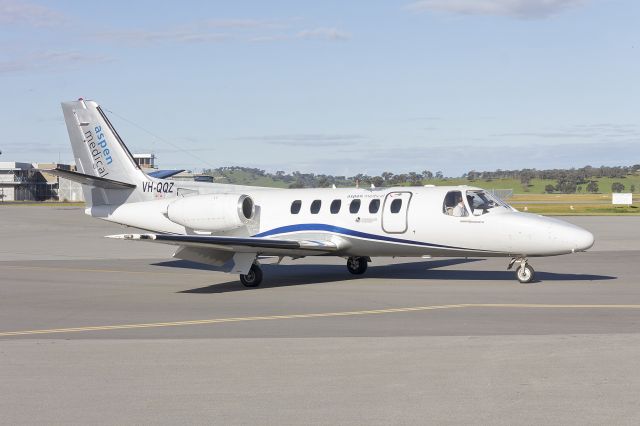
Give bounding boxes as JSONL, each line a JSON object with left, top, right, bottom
{"left": 347, "top": 257, "right": 368, "bottom": 275}
{"left": 516, "top": 264, "right": 535, "bottom": 284}
{"left": 240, "top": 264, "right": 263, "bottom": 287}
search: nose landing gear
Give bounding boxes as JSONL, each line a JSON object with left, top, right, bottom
{"left": 508, "top": 257, "right": 535, "bottom": 284}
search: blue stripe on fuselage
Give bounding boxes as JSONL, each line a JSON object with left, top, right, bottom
{"left": 253, "top": 223, "right": 493, "bottom": 252}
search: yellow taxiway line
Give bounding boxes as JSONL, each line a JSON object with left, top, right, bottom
{"left": 2, "top": 303, "right": 640, "bottom": 337}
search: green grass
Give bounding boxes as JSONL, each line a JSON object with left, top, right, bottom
{"left": 515, "top": 204, "right": 640, "bottom": 215}
{"left": 421, "top": 176, "right": 640, "bottom": 195}
{"left": 206, "top": 169, "right": 640, "bottom": 194}
{"left": 212, "top": 170, "right": 290, "bottom": 188}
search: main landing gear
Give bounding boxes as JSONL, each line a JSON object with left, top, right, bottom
{"left": 347, "top": 256, "right": 369, "bottom": 275}
{"left": 508, "top": 257, "right": 535, "bottom": 284}
{"left": 240, "top": 263, "right": 263, "bottom": 287}
{"left": 240, "top": 257, "right": 370, "bottom": 287}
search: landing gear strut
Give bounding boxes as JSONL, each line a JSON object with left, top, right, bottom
{"left": 347, "top": 256, "right": 369, "bottom": 275}
{"left": 240, "top": 263, "right": 263, "bottom": 287}
{"left": 508, "top": 257, "right": 535, "bottom": 284}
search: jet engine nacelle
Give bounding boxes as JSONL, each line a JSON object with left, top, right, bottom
{"left": 166, "top": 194, "right": 255, "bottom": 232}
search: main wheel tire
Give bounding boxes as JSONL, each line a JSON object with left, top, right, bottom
{"left": 347, "top": 257, "right": 368, "bottom": 275}
{"left": 516, "top": 264, "right": 535, "bottom": 284}
{"left": 240, "top": 264, "right": 263, "bottom": 287}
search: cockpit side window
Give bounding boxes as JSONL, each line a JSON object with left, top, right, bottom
{"left": 442, "top": 191, "right": 468, "bottom": 217}
{"left": 465, "top": 190, "right": 511, "bottom": 215}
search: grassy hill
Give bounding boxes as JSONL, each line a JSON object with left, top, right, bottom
{"left": 459, "top": 176, "right": 640, "bottom": 194}
{"left": 210, "top": 168, "right": 640, "bottom": 195}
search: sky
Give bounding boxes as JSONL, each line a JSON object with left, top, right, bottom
{"left": 0, "top": 0, "right": 638, "bottom": 177}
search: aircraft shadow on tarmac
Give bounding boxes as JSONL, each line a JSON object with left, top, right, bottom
{"left": 149, "top": 259, "right": 616, "bottom": 294}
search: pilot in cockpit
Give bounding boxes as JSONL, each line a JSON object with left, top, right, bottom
{"left": 452, "top": 195, "right": 468, "bottom": 217}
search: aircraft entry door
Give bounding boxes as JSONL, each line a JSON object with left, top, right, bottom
{"left": 382, "top": 191, "right": 412, "bottom": 233}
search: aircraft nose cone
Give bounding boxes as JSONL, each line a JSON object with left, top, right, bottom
{"left": 544, "top": 217, "right": 595, "bottom": 254}
{"left": 574, "top": 228, "right": 595, "bottom": 252}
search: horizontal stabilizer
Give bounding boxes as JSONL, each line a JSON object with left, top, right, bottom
{"left": 106, "top": 233, "right": 339, "bottom": 254}
{"left": 146, "top": 169, "right": 185, "bottom": 179}
{"left": 42, "top": 168, "right": 137, "bottom": 190}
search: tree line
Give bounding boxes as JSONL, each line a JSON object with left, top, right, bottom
{"left": 201, "top": 164, "right": 640, "bottom": 193}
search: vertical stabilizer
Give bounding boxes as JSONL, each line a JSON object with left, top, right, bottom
{"left": 61, "top": 99, "right": 150, "bottom": 206}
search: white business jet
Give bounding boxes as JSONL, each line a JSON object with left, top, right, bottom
{"left": 47, "top": 99, "right": 594, "bottom": 287}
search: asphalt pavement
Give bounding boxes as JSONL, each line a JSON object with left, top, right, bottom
{"left": 1, "top": 206, "right": 639, "bottom": 425}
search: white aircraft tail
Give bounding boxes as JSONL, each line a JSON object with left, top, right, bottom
{"left": 61, "top": 99, "right": 152, "bottom": 207}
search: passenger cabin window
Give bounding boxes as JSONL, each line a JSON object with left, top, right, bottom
{"left": 330, "top": 199, "right": 341, "bottom": 214}
{"left": 349, "top": 199, "right": 361, "bottom": 213}
{"left": 390, "top": 198, "right": 402, "bottom": 213}
{"left": 369, "top": 199, "right": 380, "bottom": 213}
{"left": 442, "top": 191, "right": 468, "bottom": 217}
{"left": 310, "top": 199, "right": 322, "bottom": 214}
{"left": 290, "top": 200, "right": 302, "bottom": 214}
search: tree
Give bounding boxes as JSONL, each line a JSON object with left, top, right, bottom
{"left": 556, "top": 179, "right": 577, "bottom": 194}
{"left": 422, "top": 170, "right": 433, "bottom": 180}
{"left": 611, "top": 182, "right": 625, "bottom": 193}
{"left": 586, "top": 181, "right": 599, "bottom": 193}
{"left": 631, "top": 184, "right": 636, "bottom": 193}
{"left": 316, "top": 176, "right": 331, "bottom": 188}
{"left": 371, "top": 176, "right": 384, "bottom": 187}
{"left": 520, "top": 171, "right": 533, "bottom": 187}
{"left": 435, "top": 171, "right": 444, "bottom": 179}
{"left": 545, "top": 184, "right": 555, "bottom": 193}
{"left": 408, "top": 172, "right": 421, "bottom": 185}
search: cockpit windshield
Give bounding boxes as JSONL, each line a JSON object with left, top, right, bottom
{"left": 465, "top": 190, "right": 511, "bottom": 215}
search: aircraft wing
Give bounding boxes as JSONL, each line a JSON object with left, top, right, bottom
{"left": 105, "top": 233, "right": 340, "bottom": 254}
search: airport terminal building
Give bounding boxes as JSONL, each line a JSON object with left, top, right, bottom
{"left": 0, "top": 154, "right": 160, "bottom": 202}
{"left": 0, "top": 162, "right": 83, "bottom": 202}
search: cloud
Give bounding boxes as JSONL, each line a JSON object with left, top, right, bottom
{"left": 235, "top": 134, "right": 365, "bottom": 147}
{"left": 493, "top": 131, "right": 595, "bottom": 138}
{"left": 97, "top": 19, "right": 349, "bottom": 45}
{"left": 98, "top": 30, "right": 232, "bottom": 44}
{"left": 202, "top": 18, "right": 295, "bottom": 30}
{"left": 492, "top": 123, "right": 640, "bottom": 139}
{"left": 296, "top": 27, "right": 350, "bottom": 41}
{"left": 407, "top": 116, "right": 443, "bottom": 121}
{"left": 0, "top": 0, "right": 66, "bottom": 27}
{"left": 0, "top": 51, "right": 112, "bottom": 74}
{"left": 286, "top": 140, "right": 640, "bottom": 176}
{"left": 406, "top": 0, "right": 586, "bottom": 19}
